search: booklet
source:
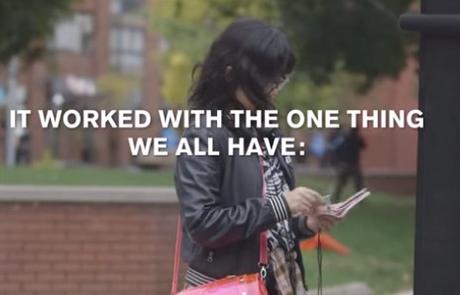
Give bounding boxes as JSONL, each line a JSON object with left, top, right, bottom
{"left": 319, "top": 188, "right": 371, "bottom": 219}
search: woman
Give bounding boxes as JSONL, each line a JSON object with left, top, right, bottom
{"left": 175, "top": 18, "right": 339, "bottom": 294}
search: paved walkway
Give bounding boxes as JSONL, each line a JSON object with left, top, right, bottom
{"left": 322, "top": 282, "right": 373, "bottom": 295}
{"left": 318, "top": 282, "right": 412, "bottom": 295}
{"left": 0, "top": 185, "right": 177, "bottom": 203}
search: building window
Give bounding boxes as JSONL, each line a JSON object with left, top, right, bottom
{"left": 51, "top": 13, "right": 94, "bottom": 53}
{"left": 110, "top": 0, "right": 144, "bottom": 15}
{"left": 110, "top": 26, "right": 145, "bottom": 73}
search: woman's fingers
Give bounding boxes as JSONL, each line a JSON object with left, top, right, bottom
{"left": 318, "top": 216, "right": 340, "bottom": 231}
{"left": 284, "top": 186, "right": 329, "bottom": 217}
{"left": 298, "top": 201, "right": 312, "bottom": 216}
{"left": 304, "top": 188, "right": 323, "bottom": 203}
{"left": 298, "top": 187, "right": 323, "bottom": 202}
{"left": 297, "top": 187, "right": 325, "bottom": 214}
{"left": 284, "top": 187, "right": 316, "bottom": 216}
{"left": 315, "top": 204, "right": 331, "bottom": 215}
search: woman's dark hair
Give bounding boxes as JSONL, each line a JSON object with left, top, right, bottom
{"left": 188, "top": 18, "right": 296, "bottom": 110}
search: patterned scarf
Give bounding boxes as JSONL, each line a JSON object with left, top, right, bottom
{"left": 261, "top": 145, "right": 308, "bottom": 295}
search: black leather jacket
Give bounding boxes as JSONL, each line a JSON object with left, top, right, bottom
{"left": 174, "top": 117, "right": 316, "bottom": 291}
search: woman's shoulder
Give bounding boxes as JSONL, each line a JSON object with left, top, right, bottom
{"left": 182, "top": 117, "right": 231, "bottom": 146}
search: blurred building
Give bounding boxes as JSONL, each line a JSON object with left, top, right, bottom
{"left": 0, "top": 0, "right": 162, "bottom": 167}
{"left": 0, "top": 0, "right": 419, "bottom": 176}
{"left": 354, "top": 57, "right": 419, "bottom": 194}
{"left": 360, "top": 58, "right": 419, "bottom": 167}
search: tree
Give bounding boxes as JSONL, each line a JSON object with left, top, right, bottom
{"left": 97, "top": 72, "right": 141, "bottom": 109}
{"left": 172, "top": 0, "right": 417, "bottom": 90}
{"left": 0, "top": 0, "right": 73, "bottom": 64}
{"left": 150, "top": 0, "right": 416, "bottom": 110}
{"left": 0, "top": 0, "right": 73, "bottom": 166}
{"left": 277, "top": 0, "right": 415, "bottom": 89}
{"left": 149, "top": 0, "right": 279, "bottom": 108}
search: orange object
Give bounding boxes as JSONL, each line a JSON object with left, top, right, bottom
{"left": 300, "top": 233, "right": 351, "bottom": 256}
{"left": 176, "top": 273, "right": 268, "bottom": 295}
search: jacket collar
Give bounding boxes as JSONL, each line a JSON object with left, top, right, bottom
{"left": 222, "top": 107, "right": 295, "bottom": 188}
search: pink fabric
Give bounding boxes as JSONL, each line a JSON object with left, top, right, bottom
{"left": 177, "top": 274, "right": 268, "bottom": 295}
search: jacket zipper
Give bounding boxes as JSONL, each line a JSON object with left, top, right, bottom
{"left": 207, "top": 250, "right": 214, "bottom": 263}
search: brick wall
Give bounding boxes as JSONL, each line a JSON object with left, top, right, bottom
{"left": 0, "top": 201, "right": 185, "bottom": 295}
{"left": 359, "top": 57, "right": 419, "bottom": 174}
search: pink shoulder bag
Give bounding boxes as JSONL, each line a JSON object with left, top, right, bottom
{"left": 170, "top": 218, "right": 269, "bottom": 295}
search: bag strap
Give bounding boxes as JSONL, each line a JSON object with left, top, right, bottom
{"left": 258, "top": 154, "right": 269, "bottom": 271}
{"left": 171, "top": 215, "right": 183, "bottom": 295}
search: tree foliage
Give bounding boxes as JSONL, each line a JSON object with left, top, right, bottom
{"left": 0, "top": 0, "right": 73, "bottom": 64}
{"left": 149, "top": 0, "right": 212, "bottom": 108}
{"left": 277, "top": 0, "right": 415, "bottom": 89}
{"left": 149, "top": 0, "right": 280, "bottom": 108}
{"left": 97, "top": 72, "right": 141, "bottom": 109}
{"left": 150, "top": 0, "right": 416, "bottom": 109}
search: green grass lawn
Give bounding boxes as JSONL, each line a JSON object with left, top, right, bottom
{"left": 297, "top": 175, "right": 415, "bottom": 295}
{"left": 0, "top": 166, "right": 414, "bottom": 294}
{"left": 0, "top": 165, "right": 173, "bottom": 186}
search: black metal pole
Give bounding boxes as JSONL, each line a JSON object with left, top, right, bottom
{"left": 400, "top": 1, "right": 460, "bottom": 294}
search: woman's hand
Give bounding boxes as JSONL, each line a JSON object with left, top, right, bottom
{"left": 306, "top": 205, "right": 343, "bottom": 232}
{"left": 283, "top": 187, "right": 324, "bottom": 217}
{"left": 306, "top": 215, "right": 340, "bottom": 232}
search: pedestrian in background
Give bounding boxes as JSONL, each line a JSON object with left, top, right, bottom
{"left": 330, "top": 127, "right": 366, "bottom": 202}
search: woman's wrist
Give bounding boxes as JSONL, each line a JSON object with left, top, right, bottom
{"left": 304, "top": 216, "right": 320, "bottom": 233}
{"left": 268, "top": 193, "right": 291, "bottom": 222}
{"left": 292, "top": 216, "right": 318, "bottom": 238}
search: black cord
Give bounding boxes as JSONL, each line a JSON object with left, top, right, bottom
{"left": 317, "top": 230, "right": 323, "bottom": 295}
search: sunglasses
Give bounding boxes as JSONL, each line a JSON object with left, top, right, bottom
{"left": 267, "top": 75, "right": 290, "bottom": 95}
